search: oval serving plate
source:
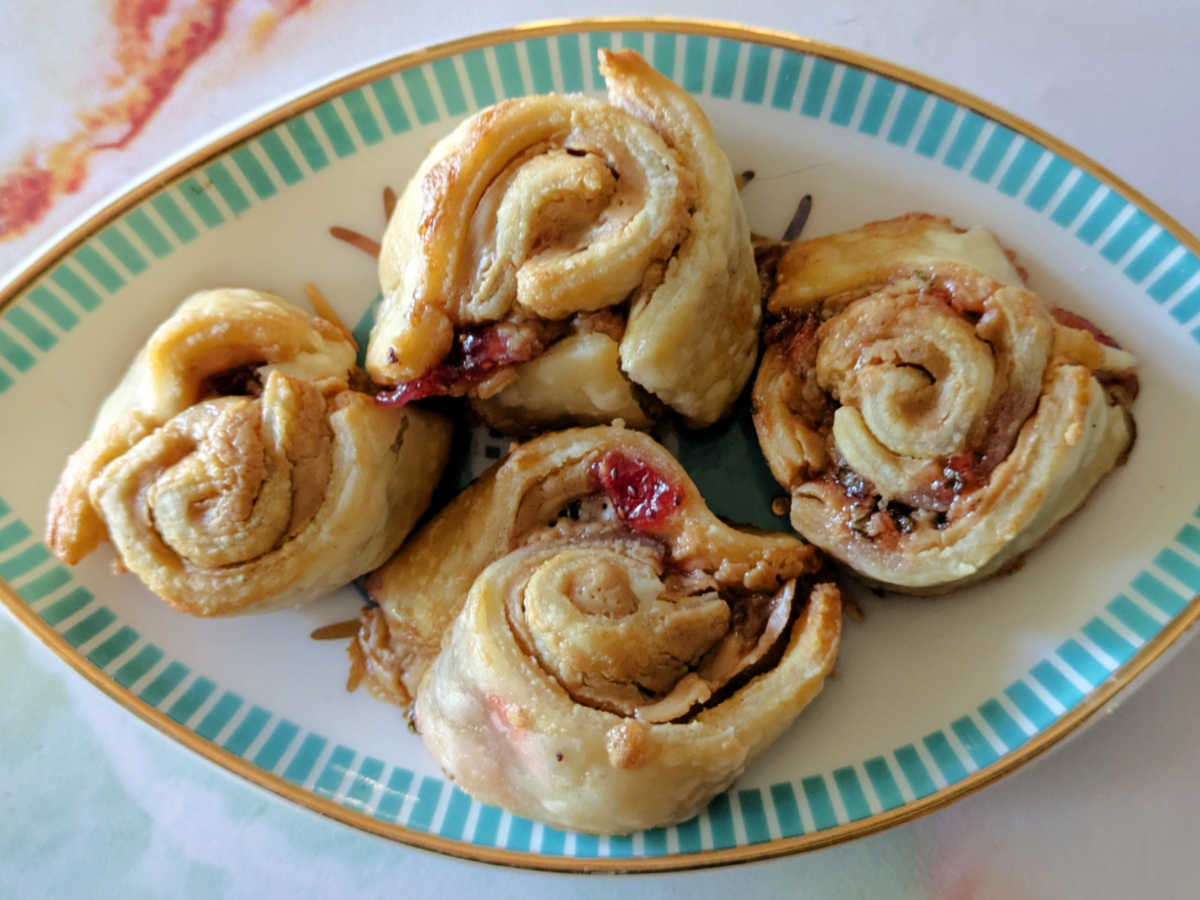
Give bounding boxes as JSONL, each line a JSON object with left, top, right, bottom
{"left": 2, "top": 17, "right": 1199, "bottom": 872}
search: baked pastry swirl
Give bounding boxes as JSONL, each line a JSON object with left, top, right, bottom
{"left": 366, "top": 48, "right": 759, "bottom": 431}
{"left": 753, "top": 214, "right": 1138, "bottom": 594}
{"left": 358, "top": 426, "right": 840, "bottom": 834}
{"left": 46, "top": 288, "right": 452, "bottom": 616}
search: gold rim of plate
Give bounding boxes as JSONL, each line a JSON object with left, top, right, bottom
{"left": 2, "top": 16, "right": 1198, "bottom": 873}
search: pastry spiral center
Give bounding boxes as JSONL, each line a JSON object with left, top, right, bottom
{"left": 147, "top": 373, "right": 332, "bottom": 567}
{"left": 521, "top": 547, "right": 729, "bottom": 711}
{"left": 809, "top": 282, "right": 1053, "bottom": 503}
{"left": 457, "top": 108, "right": 693, "bottom": 324}
{"left": 818, "top": 289, "right": 994, "bottom": 462}
{"left": 559, "top": 557, "right": 642, "bottom": 617}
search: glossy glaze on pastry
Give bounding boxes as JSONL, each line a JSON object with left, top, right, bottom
{"left": 359, "top": 426, "right": 840, "bottom": 833}
{"left": 367, "top": 49, "right": 759, "bottom": 431}
{"left": 753, "top": 214, "right": 1138, "bottom": 593}
{"left": 46, "top": 288, "right": 452, "bottom": 615}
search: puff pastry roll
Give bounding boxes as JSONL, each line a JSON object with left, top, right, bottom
{"left": 753, "top": 214, "right": 1138, "bottom": 594}
{"left": 358, "top": 426, "right": 840, "bottom": 834}
{"left": 367, "top": 49, "right": 759, "bottom": 431}
{"left": 46, "top": 288, "right": 452, "bottom": 616}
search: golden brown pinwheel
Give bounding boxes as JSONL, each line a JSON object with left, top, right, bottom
{"left": 46, "top": 288, "right": 452, "bottom": 616}
{"left": 358, "top": 425, "right": 840, "bottom": 834}
{"left": 753, "top": 214, "right": 1138, "bottom": 594}
{"left": 366, "top": 49, "right": 759, "bottom": 431}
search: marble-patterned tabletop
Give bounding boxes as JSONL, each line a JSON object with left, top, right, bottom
{"left": 2, "top": 2, "right": 1198, "bottom": 897}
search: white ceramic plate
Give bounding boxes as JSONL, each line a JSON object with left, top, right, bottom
{"left": 2, "top": 19, "right": 1198, "bottom": 872}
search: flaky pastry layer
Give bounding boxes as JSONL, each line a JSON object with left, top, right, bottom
{"left": 367, "top": 49, "right": 759, "bottom": 429}
{"left": 46, "top": 288, "right": 451, "bottom": 615}
{"left": 360, "top": 425, "right": 840, "bottom": 833}
{"left": 753, "top": 214, "right": 1138, "bottom": 593}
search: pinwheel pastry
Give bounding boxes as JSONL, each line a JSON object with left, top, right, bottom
{"left": 366, "top": 48, "right": 759, "bottom": 432}
{"left": 46, "top": 288, "right": 452, "bottom": 616}
{"left": 753, "top": 214, "right": 1138, "bottom": 594}
{"left": 357, "top": 425, "right": 841, "bottom": 834}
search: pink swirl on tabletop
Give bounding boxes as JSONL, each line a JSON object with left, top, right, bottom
{"left": 0, "top": 0, "right": 314, "bottom": 241}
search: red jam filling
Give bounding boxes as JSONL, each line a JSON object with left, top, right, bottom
{"left": 1051, "top": 307, "right": 1121, "bottom": 349}
{"left": 930, "top": 453, "right": 987, "bottom": 503}
{"left": 376, "top": 324, "right": 545, "bottom": 407}
{"left": 589, "top": 451, "right": 682, "bottom": 532}
{"left": 1003, "top": 248, "right": 1030, "bottom": 284}
{"left": 943, "top": 453, "right": 985, "bottom": 491}
{"left": 1103, "top": 370, "right": 1140, "bottom": 400}
{"left": 765, "top": 311, "right": 820, "bottom": 359}
{"left": 1050, "top": 308, "right": 1139, "bottom": 398}
{"left": 900, "top": 452, "right": 988, "bottom": 511}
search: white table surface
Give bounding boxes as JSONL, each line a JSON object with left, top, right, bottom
{"left": 2, "top": 2, "right": 1198, "bottom": 897}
